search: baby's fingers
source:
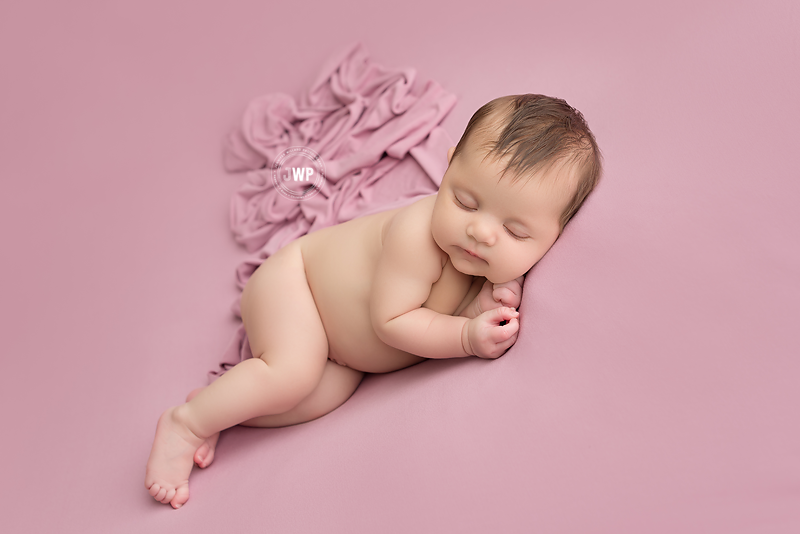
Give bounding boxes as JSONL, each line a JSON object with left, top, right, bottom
{"left": 485, "top": 306, "right": 519, "bottom": 325}
{"left": 485, "top": 318, "right": 519, "bottom": 358}
{"left": 490, "top": 315, "right": 519, "bottom": 344}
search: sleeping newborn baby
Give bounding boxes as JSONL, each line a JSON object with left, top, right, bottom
{"left": 145, "top": 93, "right": 603, "bottom": 508}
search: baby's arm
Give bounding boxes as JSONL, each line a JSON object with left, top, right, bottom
{"left": 371, "top": 205, "right": 471, "bottom": 359}
{"left": 454, "top": 277, "right": 485, "bottom": 319}
{"left": 371, "top": 205, "right": 520, "bottom": 360}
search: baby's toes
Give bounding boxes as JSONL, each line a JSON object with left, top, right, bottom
{"left": 194, "top": 442, "right": 210, "bottom": 466}
{"left": 202, "top": 446, "right": 215, "bottom": 468}
{"left": 161, "top": 487, "right": 176, "bottom": 504}
{"left": 148, "top": 483, "right": 162, "bottom": 499}
{"left": 170, "top": 484, "right": 189, "bottom": 509}
{"left": 194, "top": 433, "right": 219, "bottom": 468}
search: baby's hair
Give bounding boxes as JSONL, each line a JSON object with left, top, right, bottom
{"left": 451, "top": 94, "right": 603, "bottom": 232}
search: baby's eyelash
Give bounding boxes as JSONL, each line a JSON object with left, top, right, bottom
{"left": 505, "top": 227, "right": 526, "bottom": 240}
{"left": 454, "top": 196, "right": 527, "bottom": 240}
{"left": 454, "top": 197, "right": 475, "bottom": 211}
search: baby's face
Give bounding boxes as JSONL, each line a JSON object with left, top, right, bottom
{"left": 431, "top": 143, "right": 574, "bottom": 284}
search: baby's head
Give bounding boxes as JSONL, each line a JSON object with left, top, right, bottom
{"left": 431, "top": 94, "right": 603, "bottom": 283}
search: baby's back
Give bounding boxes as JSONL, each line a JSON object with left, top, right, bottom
{"left": 298, "top": 194, "right": 477, "bottom": 373}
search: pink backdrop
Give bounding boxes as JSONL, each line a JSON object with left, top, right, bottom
{"left": 1, "top": 1, "right": 797, "bottom": 532}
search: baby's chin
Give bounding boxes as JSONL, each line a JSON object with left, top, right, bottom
{"left": 450, "top": 254, "right": 484, "bottom": 277}
{"left": 451, "top": 264, "right": 475, "bottom": 276}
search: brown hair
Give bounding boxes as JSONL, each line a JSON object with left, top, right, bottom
{"left": 451, "top": 94, "right": 603, "bottom": 232}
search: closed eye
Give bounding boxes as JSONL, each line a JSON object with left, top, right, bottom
{"left": 454, "top": 195, "right": 528, "bottom": 240}
{"left": 505, "top": 227, "right": 527, "bottom": 240}
{"left": 454, "top": 196, "right": 475, "bottom": 211}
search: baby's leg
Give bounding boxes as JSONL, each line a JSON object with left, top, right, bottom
{"left": 188, "top": 360, "right": 363, "bottom": 468}
{"left": 242, "top": 359, "right": 364, "bottom": 427}
{"left": 145, "top": 240, "right": 331, "bottom": 508}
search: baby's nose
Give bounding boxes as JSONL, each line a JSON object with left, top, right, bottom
{"left": 467, "top": 218, "right": 496, "bottom": 245}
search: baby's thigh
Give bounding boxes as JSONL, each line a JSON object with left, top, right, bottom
{"left": 241, "top": 360, "right": 364, "bottom": 428}
{"left": 240, "top": 239, "right": 329, "bottom": 390}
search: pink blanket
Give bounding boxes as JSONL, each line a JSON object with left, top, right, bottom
{"left": 209, "top": 42, "right": 457, "bottom": 382}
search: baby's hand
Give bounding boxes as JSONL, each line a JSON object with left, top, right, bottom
{"left": 463, "top": 307, "right": 520, "bottom": 360}
{"left": 476, "top": 275, "right": 525, "bottom": 315}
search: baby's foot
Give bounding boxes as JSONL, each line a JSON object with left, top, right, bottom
{"left": 144, "top": 405, "right": 205, "bottom": 509}
{"left": 193, "top": 433, "right": 220, "bottom": 468}
{"left": 185, "top": 387, "right": 220, "bottom": 469}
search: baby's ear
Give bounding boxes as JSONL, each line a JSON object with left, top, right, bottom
{"left": 446, "top": 146, "right": 456, "bottom": 165}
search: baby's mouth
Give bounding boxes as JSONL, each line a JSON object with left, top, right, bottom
{"left": 458, "top": 246, "right": 484, "bottom": 261}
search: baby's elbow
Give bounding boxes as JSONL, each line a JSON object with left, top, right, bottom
{"left": 372, "top": 309, "right": 409, "bottom": 348}
{"left": 369, "top": 292, "right": 402, "bottom": 342}
{"left": 370, "top": 308, "right": 390, "bottom": 342}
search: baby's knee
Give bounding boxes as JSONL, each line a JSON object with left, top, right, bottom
{"left": 260, "top": 357, "right": 324, "bottom": 411}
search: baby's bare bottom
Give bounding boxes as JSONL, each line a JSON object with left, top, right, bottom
{"left": 145, "top": 239, "right": 364, "bottom": 509}
{"left": 186, "top": 238, "right": 362, "bottom": 436}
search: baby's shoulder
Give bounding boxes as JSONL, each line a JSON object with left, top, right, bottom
{"left": 382, "top": 194, "right": 446, "bottom": 269}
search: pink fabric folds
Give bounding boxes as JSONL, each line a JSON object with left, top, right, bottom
{"left": 209, "top": 42, "right": 457, "bottom": 383}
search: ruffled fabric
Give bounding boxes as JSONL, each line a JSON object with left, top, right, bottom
{"left": 209, "top": 42, "right": 457, "bottom": 382}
